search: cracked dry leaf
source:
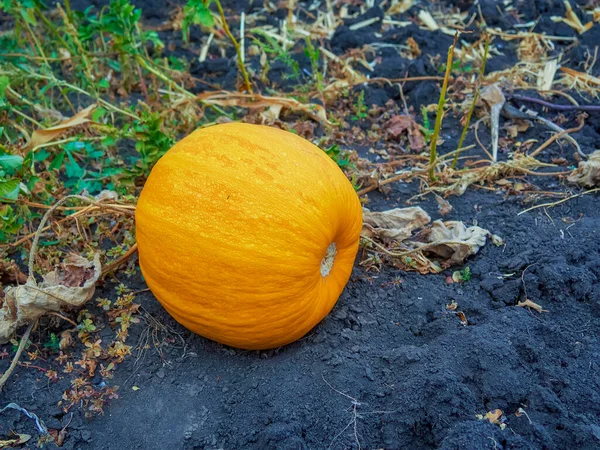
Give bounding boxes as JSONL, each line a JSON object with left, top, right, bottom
{"left": 0, "top": 253, "right": 101, "bottom": 343}
{"left": 568, "top": 150, "right": 600, "bottom": 187}
{"left": 362, "top": 207, "right": 431, "bottom": 243}
{"left": 28, "top": 104, "right": 95, "bottom": 150}
{"left": 518, "top": 299, "right": 548, "bottom": 313}
{"left": 421, "top": 220, "right": 490, "bottom": 265}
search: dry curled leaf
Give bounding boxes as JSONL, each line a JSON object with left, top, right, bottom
{"left": 420, "top": 220, "right": 490, "bottom": 266}
{"left": 0, "top": 254, "right": 101, "bottom": 343}
{"left": 28, "top": 104, "right": 95, "bottom": 150}
{"left": 361, "top": 207, "right": 499, "bottom": 274}
{"left": 198, "top": 91, "right": 331, "bottom": 125}
{"left": 518, "top": 299, "right": 548, "bottom": 313}
{"left": 362, "top": 207, "right": 431, "bottom": 243}
{"left": 383, "top": 115, "right": 426, "bottom": 150}
{"left": 567, "top": 150, "right": 600, "bottom": 187}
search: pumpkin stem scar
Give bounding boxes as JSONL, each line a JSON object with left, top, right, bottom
{"left": 320, "top": 242, "right": 337, "bottom": 277}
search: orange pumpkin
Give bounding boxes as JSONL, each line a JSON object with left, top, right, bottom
{"left": 135, "top": 123, "right": 362, "bottom": 350}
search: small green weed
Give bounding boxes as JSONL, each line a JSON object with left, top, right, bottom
{"left": 324, "top": 144, "right": 353, "bottom": 170}
{"left": 351, "top": 90, "right": 368, "bottom": 120}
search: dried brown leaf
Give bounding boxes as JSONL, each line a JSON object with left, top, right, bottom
{"left": 362, "top": 207, "right": 431, "bottom": 243}
{"left": 421, "top": 220, "right": 490, "bottom": 265}
{"left": 28, "top": 104, "right": 95, "bottom": 150}
{"left": 199, "top": 91, "right": 331, "bottom": 125}
{"left": 567, "top": 150, "right": 600, "bottom": 187}
{"left": 383, "top": 115, "right": 426, "bottom": 150}
{"left": 0, "top": 254, "right": 101, "bottom": 343}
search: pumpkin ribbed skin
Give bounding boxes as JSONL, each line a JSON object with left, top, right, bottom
{"left": 135, "top": 123, "right": 362, "bottom": 350}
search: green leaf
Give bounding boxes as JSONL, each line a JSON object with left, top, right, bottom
{"left": 34, "top": 149, "right": 50, "bottom": 161}
{"left": 0, "top": 178, "right": 20, "bottom": 200}
{"left": 0, "top": 154, "right": 23, "bottom": 170}
{"left": 92, "top": 106, "right": 107, "bottom": 121}
{"left": 196, "top": 8, "right": 214, "bottom": 27}
{"left": 49, "top": 151, "right": 65, "bottom": 171}
{"left": 20, "top": 7, "right": 37, "bottom": 25}
{"left": 65, "top": 153, "right": 84, "bottom": 179}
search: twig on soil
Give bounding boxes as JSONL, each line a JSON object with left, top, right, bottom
{"left": 0, "top": 320, "right": 37, "bottom": 392}
{"left": 356, "top": 169, "right": 424, "bottom": 196}
{"left": 474, "top": 117, "right": 495, "bottom": 160}
{"left": 528, "top": 119, "right": 586, "bottom": 158}
{"left": 509, "top": 94, "right": 600, "bottom": 112}
{"left": 517, "top": 188, "right": 600, "bottom": 215}
{"left": 48, "top": 312, "right": 78, "bottom": 327}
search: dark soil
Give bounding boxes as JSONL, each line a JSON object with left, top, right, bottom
{"left": 2, "top": 1, "right": 600, "bottom": 449}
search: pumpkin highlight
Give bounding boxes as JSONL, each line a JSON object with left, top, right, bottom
{"left": 135, "top": 123, "right": 362, "bottom": 350}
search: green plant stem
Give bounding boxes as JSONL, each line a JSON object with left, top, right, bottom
{"left": 429, "top": 35, "right": 457, "bottom": 181}
{"left": 214, "top": 0, "right": 252, "bottom": 93}
{"left": 452, "top": 35, "right": 490, "bottom": 169}
{"left": 135, "top": 56, "right": 195, "bottom": 99}
{"left": 35, "top": 7, "right": 71, "bottom": 50}
{"left": 63, "top": 0, "right": 75, "bottom": 24}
